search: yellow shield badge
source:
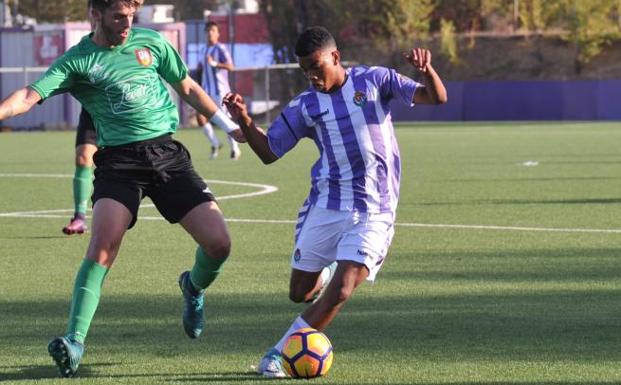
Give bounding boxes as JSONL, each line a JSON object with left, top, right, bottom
{"left": 134, "top": 48, "right": 153, "bottom": 66}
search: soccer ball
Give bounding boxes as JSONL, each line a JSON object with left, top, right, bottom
{"left": 281, "top": 327, "right": 333, "bottom": 378}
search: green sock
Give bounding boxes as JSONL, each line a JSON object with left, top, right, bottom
{"left": 66, "top": 259, "right": 109, "bottom": 344}
{"left": 73, "top": 166, "right": 93, "bottom": 216}
{"left": 189, "top": 247, "right": 227, "bottom": 291}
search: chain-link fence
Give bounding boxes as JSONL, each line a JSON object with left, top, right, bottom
{"left": 1, "top": 64, "right": 313, "bottom": 130}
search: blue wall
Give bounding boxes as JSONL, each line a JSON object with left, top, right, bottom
{"left": 392, "top": 80, "right": 621, "bottom": 121}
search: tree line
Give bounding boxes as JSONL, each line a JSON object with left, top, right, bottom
{"left": 7, "top": 0, "right": 621, "bottom": 73}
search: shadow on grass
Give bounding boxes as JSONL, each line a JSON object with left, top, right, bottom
{"left": 0, "top": 363, "right": 99, "bottom": 381}
{"left": 441, "top": 176, "right": 621, "bottom": 183}
{"left": 0, "top": 235, "right": 71, "bottom": 240}
{"left": 1, "top": 245, "right": 620, "bottom": 382}
{"left": 414, "top": 198, "right": 621, "bottom": 206}
{"left": 0, "top": 365, "right": 260, "bottom": 382}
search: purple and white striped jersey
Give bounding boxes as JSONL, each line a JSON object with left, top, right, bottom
{"left": 199, "top": 43, "right": 232, "bottom": 99}
{"left": 267, "top": 65, "right": 421, "bottom": 214}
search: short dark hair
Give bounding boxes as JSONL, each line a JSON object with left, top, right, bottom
{"left": 90, "top": 0, "right": 143, "bottom": 11}
{"left": 294, "top": 26, "right": 336, "bottom": 57}
{"left": 205, "top": 21, "right": 219, "bottom": 31}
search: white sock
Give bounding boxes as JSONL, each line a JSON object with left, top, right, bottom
{"left": 227, "top": 135, "right": 240, "bottom": 152}
{"left": 202, "top": 123, "right": 220, "bottom": 147}
{"left": 274, "top": 315, "right": 311, "bottom": 352}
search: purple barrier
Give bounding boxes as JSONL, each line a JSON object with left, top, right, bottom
{"left": 391, "top": 80, "right": 621, "bottom": 121}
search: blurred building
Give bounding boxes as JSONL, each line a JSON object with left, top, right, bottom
{"left": 0, "top": 21, "right": 186, "bottom": 130}
{"left": 136, "top": 4, "right": 174, "bottom": 24}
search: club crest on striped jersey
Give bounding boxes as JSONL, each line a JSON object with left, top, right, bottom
{"left": 353, "top": 90, "right": 367, "bottom": 107}
{"left": 134, "top": 48, "right": 153, "bottom": 66}
{"left": 294, "top": 248, "right": 302, "bottom": 262}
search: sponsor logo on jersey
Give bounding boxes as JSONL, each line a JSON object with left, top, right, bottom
{"left": 353, "top": 90, "right": 367, "bottom": 107}
{"left": 134, "top": 48, "right": 153, "bottom": 66}
{"left": 294, "top": 248, "right": 302, "bottom": 262}
{"left": 106, "top": 73, "right": 161, "bottom": 114}
{"left": 309, "top": 109, "right": 330, "bottom": 120}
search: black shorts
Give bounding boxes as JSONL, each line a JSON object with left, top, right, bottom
{"left": 92, "top": 134, "right": 216, "bottom": 229}
{"left": 75, "top": 108, "right": 97, "bottom": 147}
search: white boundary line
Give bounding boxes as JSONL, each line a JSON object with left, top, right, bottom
{"left": 1, "top": 173, "right": 620, "bottom": 234}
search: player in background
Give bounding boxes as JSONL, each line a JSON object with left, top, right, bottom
{"left": 224, "top": 26, "right": 447, "bottom": 378}
{"left": 63, "top": 2, "right": 97, "bottom": 235}
{"left": 0, "top": 0, "right": 244, "bottom": 378}
{"left": 62, "top": 109, "right": 96, "bottom": 235}
{"left": 195, "top": 20, "right": 241, "bottom": 160}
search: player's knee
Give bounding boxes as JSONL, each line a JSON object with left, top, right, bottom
{"left": 202, "top": 236, "right": 231, "bottom": 261}
{"left": 87, "top": 235, "right": 122, "bottom": 265}
{"left": 324, "top": 285, "right": 354, "bottom": 307}
{"left": 288, "top": 287, "right": 308, "bottom": 303}
{"left": 75, "top": 153, "right": 93, "bottom": 167}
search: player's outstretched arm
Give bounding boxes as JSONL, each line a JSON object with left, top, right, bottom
{"left": 171, "top": 75, "right": 220, "bottom": 116}
{"left": 0, "top": 87, "right": 42, "bottom": 120}
{"left": 171, "top": 76, "right": 246, "bottom": 142}
{"left": 406, "top": 48, "right": 448, "bottom": 105}
{"left": 223, "top": 92, "right": 278, "bottom": 164}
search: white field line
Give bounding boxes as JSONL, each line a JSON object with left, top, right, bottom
{"left": 2, "top": 212, "right": 619, "bottom": 234}
{"left": 1, "top": 173, "right": 620, "bottom": 234}
{"left": 0, "top": 173, "right": 277, "bottom": 215}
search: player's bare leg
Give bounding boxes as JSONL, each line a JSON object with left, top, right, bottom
{"left": 300, "top": 261, "right": 368, "bottom": 330}
{"left": 50, "top": 199, "right": 132, "bottom": 377}
{"left": 289, "top": 262, "right": 337, "bottom": 303}
{"left": 257, "top": 262, "right": 359, "bottom": 377}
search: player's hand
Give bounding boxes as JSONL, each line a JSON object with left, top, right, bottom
{"left": 223, "top": 92, "right": 249, "bottom": 123}
{"left": 228, "top": 128, "right": 247, "bottom": 143}
{"left": 207, "top": 55, "right": 218, "bottom": 68}
{"left": 405, "top": 48, "right": 431, "bottom": 73}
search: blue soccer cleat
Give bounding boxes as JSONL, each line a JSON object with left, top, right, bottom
{"left": 178, "top": 271, "right": 205, "bottom": 338}
{"left": 257, "top": 347, "right": 287, "bottom": 378}
{"left": 48, "top": 336, "right": 85, "bottom": 378}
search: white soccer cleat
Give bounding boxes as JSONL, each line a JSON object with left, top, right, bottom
{"left": 257, "top": 348, "right": 287, "bottom": 378}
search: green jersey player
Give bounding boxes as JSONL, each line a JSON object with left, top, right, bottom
{"left": 0, "top": 0, "right": 245, "bottom": 378}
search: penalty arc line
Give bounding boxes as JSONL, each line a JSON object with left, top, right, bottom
{"left": 1, "top": 173, "right": 620, "bottom": 234}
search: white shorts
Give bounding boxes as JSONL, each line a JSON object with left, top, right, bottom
{"left": 291, "top": 204, "right": 395, "bottom": 281}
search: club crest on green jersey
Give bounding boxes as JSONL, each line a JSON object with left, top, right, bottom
{"left": 134, "top": 48, "right": 153, "bottom": 66}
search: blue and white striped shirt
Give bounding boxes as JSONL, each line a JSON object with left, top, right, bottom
{"left": 267, "top": 65, "right": 420, "bottom": 214}
{"left": 199, "top": 43, "right": 232, "bottom": 99}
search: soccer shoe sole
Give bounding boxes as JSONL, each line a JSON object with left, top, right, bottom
{"left": 62, "top": 226, "right": 87, "bottom": 235}
{"left": 48, "top": 337, "right": 82, "bottom": 378}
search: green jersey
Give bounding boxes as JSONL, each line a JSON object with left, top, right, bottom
{"left": 30, "top": 27, "right": 188, "bottom": 147}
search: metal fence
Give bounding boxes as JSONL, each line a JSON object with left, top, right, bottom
{"left": 0, "top": 64, "right": 309, "bottom": 130}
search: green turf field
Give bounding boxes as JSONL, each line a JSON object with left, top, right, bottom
{"left": 1, "top": 122, "right": 620, "bottom": 384}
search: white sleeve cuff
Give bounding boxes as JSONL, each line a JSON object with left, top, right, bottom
{"left": 210, "top": 109, "right": 238, "bottom": 134}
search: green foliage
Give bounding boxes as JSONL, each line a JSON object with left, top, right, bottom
{"left": 439, "top": 18, "right": 460, "bottom": 64}
{"left": 258, "top": 0, "right": 432, "bottom": 65}
{"left": 13, "top": 0, "right": 87, "bottom": 22}
{"left": 516, "top": 0, "right": 621, "bottom": 72}
{"left": 561, "top": 0, "right": 621, "bottom": 71}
